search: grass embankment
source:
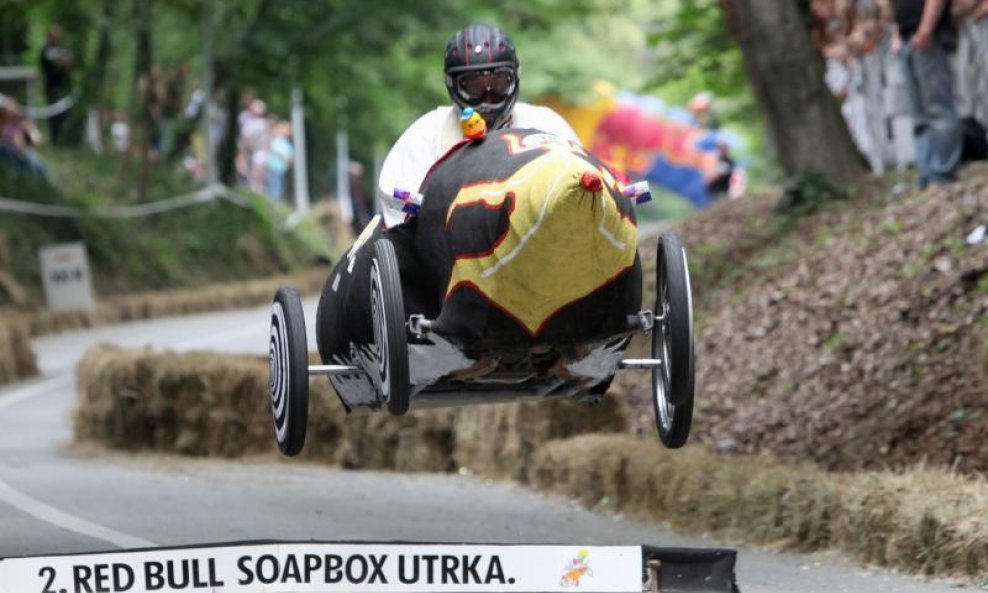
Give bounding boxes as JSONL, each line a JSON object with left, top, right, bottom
{"left": 0, "top": 146, "right": 344, "bottom": 386}
{"left": 0, "top": 147, "right": 334, "bottom": 305}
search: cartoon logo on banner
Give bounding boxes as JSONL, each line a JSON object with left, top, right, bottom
{"left": 445, "top": 134, "right": 638, "bottom": 336}
{"left": 560, "top": 549, "right": 593, "bottom": 587}
{"left": 542, "top": 83, "right": 744, "bottom": 208}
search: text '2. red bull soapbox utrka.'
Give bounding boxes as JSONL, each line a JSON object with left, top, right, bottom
{"left": 268, "top": 128, "right": 695, "bottom": 455}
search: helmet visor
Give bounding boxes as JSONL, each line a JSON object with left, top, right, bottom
{"left": 455, "top": 68, "right": 517, "bottom": 104}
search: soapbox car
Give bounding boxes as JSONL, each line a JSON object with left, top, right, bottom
{"left": 268, "top": 129, "right": 695, "bottom": 456}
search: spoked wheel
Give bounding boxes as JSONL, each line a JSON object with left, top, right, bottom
{"left": 370, "top": 237, "right": 411, "bottom": 416}
{"left": 652, "top": 233, "right": 695, "bottom": 449}
{"left": 269, "top": 287, "right": 309, "bottom": 456}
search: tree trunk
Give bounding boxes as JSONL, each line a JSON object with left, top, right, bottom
{"left": 0, "top": 5, "right": 29, "bottom": 67}
{"left": 720, "top": 0, "right": 865, "bottom": 184}
{"left": 49, "top": 2, "right": 92, "bottom": 146}
{"left": 91, "top": 0, "right": 115, "bottom": 110}
{"left": 132, "top": 0, "right": 155, "bottom": 201}
{"left": 219, "top": 83, "right": 240, "bottom": 186}
{"left": 74, "top": 0, "right": 115, "bottom": 152}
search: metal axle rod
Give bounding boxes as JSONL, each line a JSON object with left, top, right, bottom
{"left": 308, "top": 364, "right": 361, "bottom": 376}
{"left": 619, "top": 359, "right": 663, "bottom": 370}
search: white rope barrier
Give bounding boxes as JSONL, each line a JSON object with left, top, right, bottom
{"left": 0, "top": 183, "right": 251, "bottom": 219}
{"left": 24, "top": 96, "right": 75, "bottom": 120}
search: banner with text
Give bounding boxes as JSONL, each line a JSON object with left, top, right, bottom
{"left": 0, "top": 543, "right": 642, "bottom": 593}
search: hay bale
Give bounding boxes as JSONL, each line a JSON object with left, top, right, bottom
{"left": 294, "top": 374, "right": 455, "bottom": 472}
{"left": 530, "top": 433, "right": 988, "bottom": 581}
{"left": 74, "top": 346, "right": 458, "bottom": 471}
{"left": 326, "top": 409, "right": 455, "bottom": 472}
{"left": 528, "top": 432, "right": 637, "bottom": 511}
{"left": 0, "top": 315, "right": 38, "bottom": 385}
{"left": 529, "top": 435, "right": 718, "bottom": 522}
{"left": 74, "top": 346, "right": 626, "bottom": 478}
{"left": 75, "top": 346, "right": 273, "bottom": 456}
{"left": 74, "top": 345, "right": 153, "bottom": 447}
{"left": 393, "top": 414, "right": 457, "bottom": 472}
{"left": 452, "top": 396, "right": 627, "bottom": 482}
{"left": 835, "top": 468, "right": 988, "bottom": 576}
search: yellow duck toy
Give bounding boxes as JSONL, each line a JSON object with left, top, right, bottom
{"left": 460, "top": 107, "right": 487, "bottom": 140}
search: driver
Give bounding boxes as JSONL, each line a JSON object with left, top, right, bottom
{"left": 376, "top": 23, "right": 581, "bottom": 228}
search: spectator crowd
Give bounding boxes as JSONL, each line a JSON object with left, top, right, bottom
{"left": 812, "top": 0, "right": 988, "bottom": 184}
{"left": 7, "top": 24, "right": 297, "bottom": 203}
{"left": 234, "top": 95, "right": 295, "bottom": 203}
{"left": 0, "top": 94, "right": 47, "bottom": 179}
{"left": 89, "top": 80, "right": 296, "bottom": 204}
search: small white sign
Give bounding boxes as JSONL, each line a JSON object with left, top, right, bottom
{"left": 0, "top": 543, "right": 642, "bottom": 593}
{"left": 39, "top": 242, "right": 94, "bottom": 310}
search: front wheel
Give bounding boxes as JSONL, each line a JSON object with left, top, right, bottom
{"left": 269, "top": 287, "right": 309, "bottom": 456}
{"left": 652, "top": 233, "right": 694, "bottom": 449}
{"left": 370, "top": 237, "right": 411, "bottom": 416}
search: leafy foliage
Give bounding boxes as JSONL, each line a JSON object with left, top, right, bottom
{"left": 646, "top": 0, "right": 747, "bottom": 101}
{"left": 643, "top": 0, "right": 773, "bottom": 181}
{"left": 774, "top": 170, "right": 850, "bottom": 221}
{"left": 16, "top": 0, "right": 660, "bottom": 177}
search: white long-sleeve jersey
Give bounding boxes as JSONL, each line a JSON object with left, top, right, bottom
{"left": 376, "top": 103, "right": 580, "bottom": 228}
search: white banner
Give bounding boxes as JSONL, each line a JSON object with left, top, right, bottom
{"left": 0, "top": 543, "right": 642, "bottom": 593}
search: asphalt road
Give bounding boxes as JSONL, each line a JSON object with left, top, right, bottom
{"left": 0, "top": 301, "right": 980, "bottom": 593}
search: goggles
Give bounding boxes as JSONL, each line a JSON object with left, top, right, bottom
{"left": 455, "top": 68, "right": 516, "bottom": 103}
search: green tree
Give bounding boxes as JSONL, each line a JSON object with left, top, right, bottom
{"left": 21, "top": 0, "right": 671, "bottom": 196}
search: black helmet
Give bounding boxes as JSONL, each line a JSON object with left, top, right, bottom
{"left": 444, "top": 23, "right": 519, "bottom": 129}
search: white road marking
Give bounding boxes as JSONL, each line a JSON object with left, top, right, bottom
{"left": 0, "top": 376, "right": 72, "bottom": 411}
{"left": 0, "top": 478, "right": 156, "bottom": 548}
{"left": 0, "top": 321, "right": 266, "bottom": 550}
{"left": 0, "top": 375, "right": 156, "bottom": 548}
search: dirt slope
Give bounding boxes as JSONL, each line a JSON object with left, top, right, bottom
{"left": 627, "top": 170, "right": 988, "bottom": 474}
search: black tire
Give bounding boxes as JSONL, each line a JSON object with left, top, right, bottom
{"left": 370, "top": 238, "right": 411, "bottom": 416}
{"left": 269, "top": 287, "right": 309, "bottom": 456}
{"left": 652, "top": 233, "right": 695, "bottom": 449}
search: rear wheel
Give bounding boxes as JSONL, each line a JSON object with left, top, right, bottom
{"left": 370, "top": 238, "right": 411, "bottom": 416}
{"left": 652, "top": 233, "right": 694, "bottom": 449}
{"left": 269, "top": 287, "right": 309, "bottom": 456}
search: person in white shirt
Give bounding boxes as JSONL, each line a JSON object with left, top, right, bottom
{"left": 377, "top": 23, "right": 580, "bottom": 228}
